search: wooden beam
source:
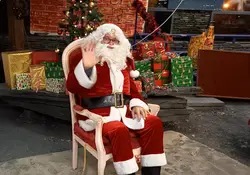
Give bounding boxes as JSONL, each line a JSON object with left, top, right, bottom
{"left": 6, "top": 0, "right": 25, "bottom": 50}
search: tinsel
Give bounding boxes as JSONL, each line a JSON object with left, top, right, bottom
{"left": 132, "top": 0, "right": 160, "bottom": 36}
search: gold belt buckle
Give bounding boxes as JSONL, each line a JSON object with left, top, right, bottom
{"left": 114, "top": 92, "right": 124, "bottom": 108}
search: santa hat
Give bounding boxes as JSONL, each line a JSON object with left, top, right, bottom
{"left": 127, "top": 57, "right": 140, "bottom": 78}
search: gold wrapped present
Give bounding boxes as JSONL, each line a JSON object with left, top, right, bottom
{"left": 188, "top": 32, "right": 206, "bottom": 69}
{"left": 29, "top": 65, "right": 46, "bottom": 91}
{"left": 188, "top": 26, "right": 215, "bottom": 69}
{"left": 1, "top": 51, "right": 32, "bottom": 89}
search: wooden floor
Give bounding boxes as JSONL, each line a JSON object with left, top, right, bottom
{"left": 0, "top": 83, "right": 201, "bottom": 122}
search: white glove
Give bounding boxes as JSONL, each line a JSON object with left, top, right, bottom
{"left": 79, "top": 119, "right": 95, "bottom": 132}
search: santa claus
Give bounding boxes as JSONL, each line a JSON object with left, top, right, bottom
{"left": 66, "top": 23, "right": 167, "bottom": 175}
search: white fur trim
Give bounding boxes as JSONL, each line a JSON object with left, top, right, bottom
{"left": 79, "top": 119, "right": 95, "bottom": 131}
{"left": 82, "top": 23, "right": 132, "bottom": 59}
{"left": 129, "top": 98, "right": 149, "bottom": 111}
{"left": 113, "top": 157, "right": 139, "bottom": 175}
{"left": 130, "top": 70, "right": 140, "bottom": 78}
{"left": 141, "top": 153, "right": 167, "bottom": 167}
{"left": 74, "top": 60, "right": 97, "bottom": 89}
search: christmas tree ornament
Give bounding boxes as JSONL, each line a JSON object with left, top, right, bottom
{"left": 90, "top": 2, "right": 95, "bottom": 7}
{"left": 77, "top": 22, "right": 82, "bottom": 28}
{"left": 57, "top": 29, "right": 62, "bottom": 35}
{"left": 66, "top": 11, "right": 70, "bottom": 16}
{"left": 55, "top": 48, "right": 60, "bottom": 53}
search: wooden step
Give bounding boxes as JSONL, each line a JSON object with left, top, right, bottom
{"left": 147, "top": 96, "right": 187, "bottom": 109}
{"left": 147, "top": 86, "right": 203, "bottom": 97}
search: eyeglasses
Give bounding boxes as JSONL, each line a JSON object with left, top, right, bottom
{"left": 102, "top": 36, "right": 119, "bottom": 45}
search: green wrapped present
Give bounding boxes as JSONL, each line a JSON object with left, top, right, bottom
{"left": 40, "top": 62, "right": 64, "bottom": 78}
{"left": 135, "top": 59, "right": 152, "bottom": 74}
{"left": 140, "top": 71, "right": 156, "bottom": 93}
{"left": 171, "top": 56, "right": 193, "bottom": 87}
{"left": 15, "top": 73, "right": 31, "bottom": 90}
{"left": 46, "top": 78, "right": 65, "bottom": 93}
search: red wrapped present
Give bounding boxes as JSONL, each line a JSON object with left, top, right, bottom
{"left": 152, "top": 53, "right": 170, "bottom": 72}
{"left": 154, "top": 41, "right": 165, "bottom": 54}
{"left": 132, "top": 50, "right": 141, "bottom": 61}
{"left": 134, "top": 80, "right": 142, "bottom": 92}
{"left": 136, "top": 41, "right": 155, "bottom": 58}
{"left": 31, "top": 51, "right": 59, "bottom": 65}
{"left": 154, "top": 71, "right": 170, "bottom": 86}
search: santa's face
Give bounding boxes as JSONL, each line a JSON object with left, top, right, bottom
{"left": 94, "top": 33, "right": 128, "bottom": 70}
{"left": 100, "top": 34, "right": 120, "bottom": 49}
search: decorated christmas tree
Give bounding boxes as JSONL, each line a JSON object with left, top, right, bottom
{"left": 58, "top": 0, "right": 103, "bottom": 42}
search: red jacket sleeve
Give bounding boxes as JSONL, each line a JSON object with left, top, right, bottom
{"left": 66, "top": 56, "right": 86, "bottom": 95}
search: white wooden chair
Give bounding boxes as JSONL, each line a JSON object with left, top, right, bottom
{"left": 62, "top": 38, "right": 161, "bottom": 175}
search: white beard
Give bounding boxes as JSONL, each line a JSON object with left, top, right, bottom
{"left": 95, "top": 42, "right": 128, "bottom": 71}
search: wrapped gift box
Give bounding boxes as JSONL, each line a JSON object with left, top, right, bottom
{"left": 1, "top": 51, "right": 32, "bottom": 89}
{"left": 46, "top": 78, "right": 65, "bottom": 93}
{"left": 152, "top": 54, "right": 169, "bottom": 72}
{"left": 188, "top": 32, "right": 206, "bottom": 69}
{"left": 140, "top": 71, "right": 156, "bottom": 93}
{"left": 15, "top": 73, "right": 31, "bottom": 90}
{"left": 29, "top": 65, "right": 46, "bottom": 91}
{"left": 166, "top": 52, "right": 180, "bottom": 59}
{"left": 41, "top": 62, "right": 64, "bottom": 78}
{"left": 154, "top": 41, "right": 165, "bottom": 54}
{"left": 31, "top": 51, "right": 59, "bottom": 65}
{"left": 136, "top": 41, "right": 155, "bottom": 59}
{"left": 171, "top": 56, "right": 193, "bottom": 87}
{"left": 134, "top": 59, "right": 152, "bottom": 74}
{"left": 134, "top": 80, "right": 142, "bottom": 93}
{"left": 154, "top": 70, "right": 170, "bottom": 86}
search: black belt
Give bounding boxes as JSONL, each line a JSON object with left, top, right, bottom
{"left": 81, "top": 93, "right": 130, "bottom": 110}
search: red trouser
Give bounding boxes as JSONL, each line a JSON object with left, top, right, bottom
{"left": 102, "top": 115, "right": 167, "bottom": 174}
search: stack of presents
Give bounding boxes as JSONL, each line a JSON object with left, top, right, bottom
{"left": 1, "top": 51, "right": 65, "bottom": 94}
{"left": 132, "top": 26, "right": 215, "bottom": 95}
{"left": 132, "top": 37, "right": 194, "bottom": 94}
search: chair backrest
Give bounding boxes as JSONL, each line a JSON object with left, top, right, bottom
{"left": 62, "top": 38, "right": 84, "bottom": 128}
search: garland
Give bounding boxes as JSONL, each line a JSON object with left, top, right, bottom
{"left": 132, "top": 0, "right": 160, "bottom": 36}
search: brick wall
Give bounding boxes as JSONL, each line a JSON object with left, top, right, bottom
{"left": 172, "top": 10, "right": 211, "bottom": 34}
{"left": 30, "top": 0, "right": 148, "bottom": 37}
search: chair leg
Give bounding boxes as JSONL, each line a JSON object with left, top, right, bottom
{"left": 98, "top": 158, "right": 106, "bottom": 175}
{"left": 72, "top": 138, "right": 78, "bottom": 169}
{"left": 82, "top": 145, "right": 87, "bottom": 172}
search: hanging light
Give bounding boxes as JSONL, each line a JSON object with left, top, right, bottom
{"left": 223, "top": 3, "right": 230, "bottom": 9}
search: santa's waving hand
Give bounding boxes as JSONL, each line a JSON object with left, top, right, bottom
{"left": 66, "top": 23, "right": 167, "bottom": 175}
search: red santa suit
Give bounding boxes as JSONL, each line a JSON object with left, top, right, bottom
{"left": 66, "top": 24, "right": 167, "bottom": 175}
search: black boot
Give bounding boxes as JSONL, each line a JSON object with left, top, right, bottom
{"left": 141, "top": 167, "right": 161, "bottom": 175}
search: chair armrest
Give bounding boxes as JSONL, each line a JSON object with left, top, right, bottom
{"left": 73, "top": 105, "right": 103, "bottom": 123}
{"left": 74, "top": 105, "right": 106, "bottom": 154}
{"left": 148, "top": 103, "right": 160, "bottom": 116}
